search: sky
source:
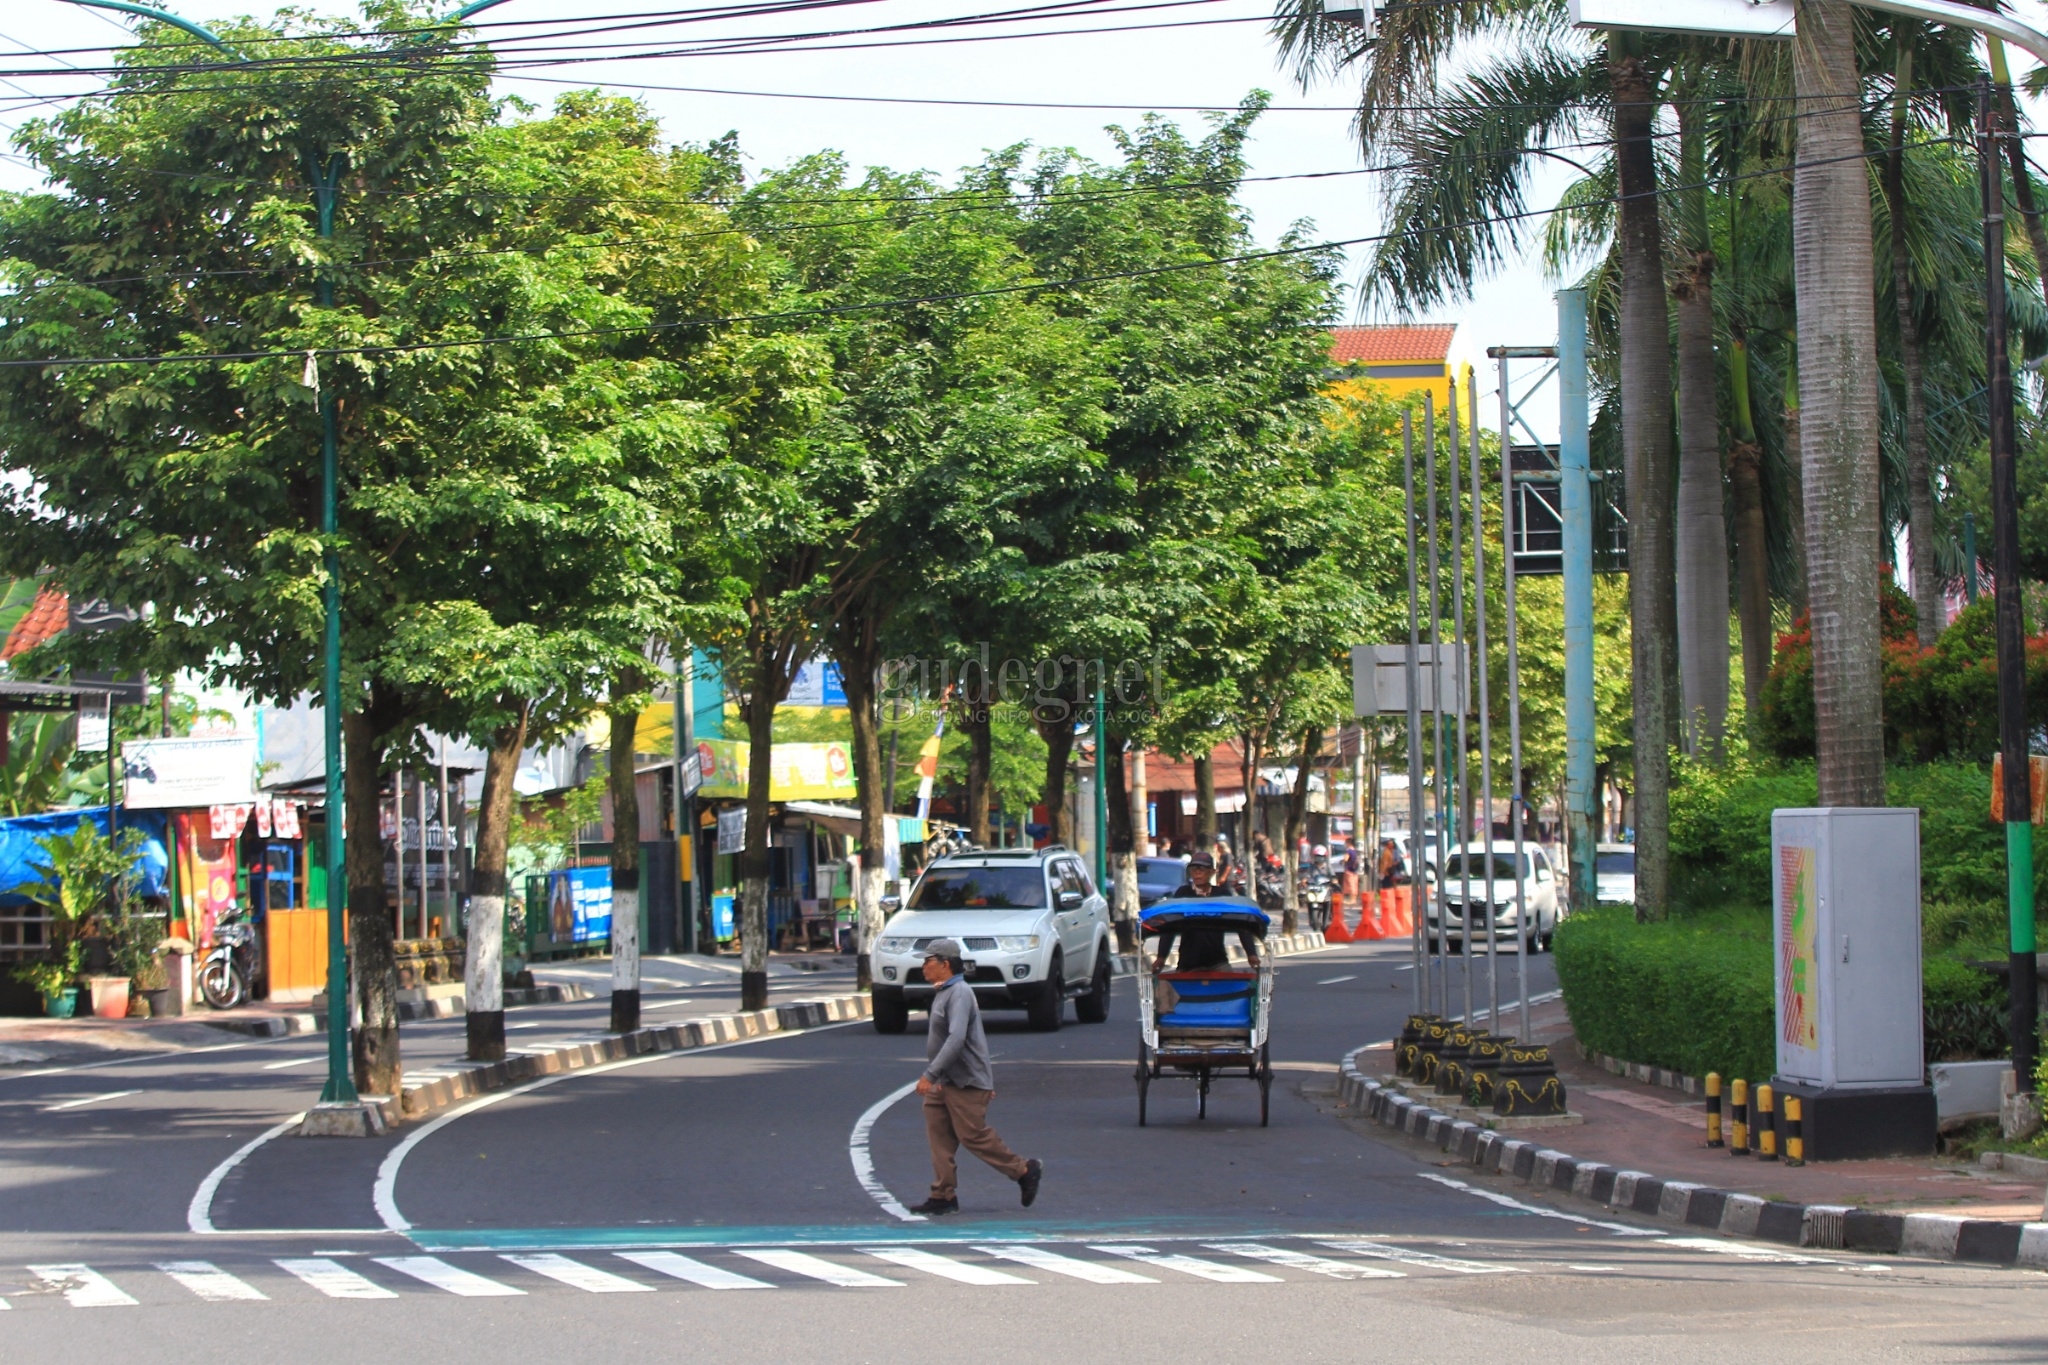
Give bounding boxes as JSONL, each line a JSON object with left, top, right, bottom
{"left": 4, "top": 0, "right": 2048, "bottom": 448}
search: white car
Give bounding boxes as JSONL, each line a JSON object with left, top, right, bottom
{"left": 871, "top": 846, "right": 1113, "bottom": 1034}
{"left": 1423, "top": 841, "right": 1561, "bottom": 952}
{"left": 1597, "top": 843, "right": 1636, "bottom": 905}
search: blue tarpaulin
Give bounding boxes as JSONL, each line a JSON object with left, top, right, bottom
{"left": 0, "top": 807, "right": 170, "bottom": 906}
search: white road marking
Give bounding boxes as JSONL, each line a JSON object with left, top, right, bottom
{"left": 1661, "top": 1236, "right": 1836, "bottom": 1265}
{"left": 261, "top": 1056, "right": 324, "bottom": 1070}
{"left": 4, "top": 1040, "right": 257, "bottom": 1082}
{"left": 643, "top": 999, "right": 698, "bottom": 1010}
{"left": 974, "top": 1244, "right": 1158, "bottom": 1284}
{"left": 44, "top": 1089, "right": 140, "bottom": 1111}
{"left": 864, "top": 1247, "right": 1033, "bottom": 1285}
{"left": 500, "top": 1253, "right": 652, "bottom": 1292}
{"left": 370, "top": 1023, "right": 859, "bottom": 1232}
{"left": 1316, "top": 975, "right": 1359, "bottom": 986}
{"left": 735, "top": 1249, "right": 903, "bottom": 1288}
{"left": 849, "top": 1080, "right": 924, "bottom": 1223}
{"left": 1569, "top": 1264, "right": 1621, "bottom": 1272}
{"left": 1418, "top": 1172, "right": 1661, "bottom": 1235}
{"left": 506, "top": 1023, "right": 541, "bottom": 1030}
{"left": 157, "top": 1261, "right": 268, "bottom": 1302}
{"left": 374, "top": 1256, "right": 525, "bottom": 1297}
{"left": 1091, "top": 1245, "right": 1282, "bottom": 1283}
{"left": 1315, "top": 1239, "right": 1520, "bottom": 1274}
{"left": 1203, "top": 1242, "right": 1404, "bottom": 1280}
{"left": 189, "top": 1114, "right": 307, "bottom": 1235}
{"left": 276, "top": 1258, "right": 398, "bottom": 1299}
{"left": 615, "top": 1251, "right": 775, "bottom": 1289}
{"left": 30, "top": 1264, "right": 137, "bottom": 1307}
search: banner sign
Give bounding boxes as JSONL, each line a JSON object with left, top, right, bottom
{"left": 545, "top": 866, "right": 612, "bottom": 944}
{"left": 695, "top": 739, "right": 855, "bottom": 802}
{"left": 716, "top": 806, "right": 747, "bottom": 855}
{"left": 784, "top": 658, "right": 847, "bottom": 708}
{"left": 121, "top": 737, "right": 257, "bottom": 810}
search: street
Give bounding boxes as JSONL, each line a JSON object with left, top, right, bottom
{"left": 3, "top": 940, "right": 2044, "bottom": 1363}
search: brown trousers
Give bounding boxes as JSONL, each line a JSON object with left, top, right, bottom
{"left": 923, "top": 1084, "right": 1028, "bottom": 1199}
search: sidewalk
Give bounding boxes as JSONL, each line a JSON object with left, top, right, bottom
{"left": 1348, "top": 992, "right": 2046, "bottom": 1223}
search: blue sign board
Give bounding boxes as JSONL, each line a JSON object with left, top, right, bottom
{"left": 711, "top": 892, "right": 736, "bottom": 942}
{"left": 545, "top": 866, "right": 612, "bottom": 944}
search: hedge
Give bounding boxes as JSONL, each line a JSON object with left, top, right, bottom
{"left": 1553, "top": 907, "right": 1776, "bottom": 1084}
{"left": 1553, "top": 907, "right": 2012, "bottom": 1082}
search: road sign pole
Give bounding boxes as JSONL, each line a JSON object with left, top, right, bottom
{"left": 1499, "top": 353, "right": 1533, "bottom": 1041}
{"left": 1402, "top": 411, "right": 1426, "bottom": 1015}
{"left": 1558, "top": 288, "right": 1598, "bottom": 914}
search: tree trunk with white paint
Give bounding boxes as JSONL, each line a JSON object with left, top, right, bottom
{"left": 464, "top": 701, "right": 529, "bottom": 1062}
{"left": 609, "top": 694, "right": 642, "bottom": 1033}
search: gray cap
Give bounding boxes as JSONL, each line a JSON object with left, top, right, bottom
{"left": 921, "top": 937, "right": 962, "bottom": 960}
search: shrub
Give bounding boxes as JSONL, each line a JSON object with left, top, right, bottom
{"left": 1553, "top": 906, "right": 1776, "bottom": 1084}
{"left": 1555, "top": 906, "right": 2012, "bottom": 1079}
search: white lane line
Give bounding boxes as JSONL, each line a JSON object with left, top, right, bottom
{"left": 276, "top": 1258, "right": 398, "bottom": 1299}
{"left": 1315, "top": 975, "right": 1359, "bottom": 986}
{"left": 735, "top": 1249, "right": 903, "bottom": 1288}
{"left": 506, "top": 1023, "right": 541, "bottom": 1030}
{"left": 849, "top": 1079, "right": 923, "bottom": 1223}
{"left": 863, "top": 1247, "right": 1033, "bottom": 1285}
{"left": 1661, "top": 1236, "right": 1836, "bottom": 1265}
{"left": 1091, "top": 1245, "right": 1282, "bottom": 1283}
{"left": 375, "top": 1256, "right": 524, "bottom": 1297}
{"left": 615, "top": 1251, "right": 775, "bottom": 1289}
{"left": 976, "top": 1244, "right": 1156, "bottom": 1283}
{"left": 501, "top": 1253, "right": 652, "bottom": 1292}
{"left": 261, "top": 1056, "right": 324, "bottom": 1070}
{"left": 30, "top": 1265, "right": 137, "bottom": 1307}
{"left": 1203, "top": 1242, "right": 1404, "bottom": 1280}
{"left": 371, "top": 1021, "right": 860, "bottom": 1232}
{"left": 156, "top": 1261, "right": 268, "bottom": 1302}
{"left": 4, "top": 1040, "right": 258, "bottom": 1082}
{"left": 43, "top": 1089, "right": 141, "bottom": 1111}
{"left": 1417, "top": 1172, "right": 1661, "bottom": 1236}
{"left": 1315, "top": 1239, "right": 1520, "bottom": 1274}
{"left": 189, "top": 1113, "right": 307, "bottom": 1235}
{"left": 643, "top": 999, "right": 698, "bottom": 1010}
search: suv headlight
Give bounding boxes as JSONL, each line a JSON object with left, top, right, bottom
{"left": 995, "top": 935, "right": 1040, "bottom": 952}
{"left": 878, "top": 937, "right": 912, "bottom": 953}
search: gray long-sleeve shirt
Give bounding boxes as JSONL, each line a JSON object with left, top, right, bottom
{"left": 924, "top": 975, "right": 996, "bottom": 1090}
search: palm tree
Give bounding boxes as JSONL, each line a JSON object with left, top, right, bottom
{"left": 1791, "top": 0, "right": 1886, "bottom": 805}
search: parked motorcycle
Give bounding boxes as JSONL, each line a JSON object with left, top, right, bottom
{"left": 200, "top": 904, "right": 262, "bottom": 1010}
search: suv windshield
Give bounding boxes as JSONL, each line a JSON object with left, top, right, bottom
{"left": 1442, "top": 853, "right": 1523, "bottom": 881}
{"left": 1597, "top": 850, "right": 1635, "bottom": 874}
{"left": 909, "top": 867, "right": 1047, "bottom": 910}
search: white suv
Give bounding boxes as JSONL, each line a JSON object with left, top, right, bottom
{"left": 871, "top": 846, "right": 1113, "bottom": 1033}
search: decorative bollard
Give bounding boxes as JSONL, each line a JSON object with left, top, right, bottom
{"left": 1465, "top": 1034, "right": 1508, "bottom": 1110}
{"left": 1397, "top": 1014, "right": 1437, "bottom": 1078}
{"left": 1416, "top": 1018, "right": 1453, "bottom": 1087}
{"left": 1756, "top": 1084, "right": 1778, "bottom": 1161}
{"left": 1436, "top": 1025, "right": 1480, "bottom": 1098}
{"left": 1493, "top": 1041, "right": 1569, "bottom": 1117}
{"left": 1705, "top": 1072, "right": 1724, "bottom": 1148}
{"left": 1730, "top": 1079, "right": 1750, "bottom": 1156}
{"left": 1785, "top": 1095, "right": 1805, "bottom": 1167}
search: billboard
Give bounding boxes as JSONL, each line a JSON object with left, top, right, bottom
{"left": 121, "top": 737, "right": 258, "bottom": 810}
{"left": 545, "top": 866, "right": 612, "bottom": 944}
{"left": 695, "top": 739, "right": 856, "bottom": 802}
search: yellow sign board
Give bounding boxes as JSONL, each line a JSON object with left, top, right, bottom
{"left": 694, "top": 738, "right": 856, "bottom": 802}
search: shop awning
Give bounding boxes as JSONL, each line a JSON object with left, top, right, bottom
{"left": 783, "top": 801, "right": 864, "bottom": 837}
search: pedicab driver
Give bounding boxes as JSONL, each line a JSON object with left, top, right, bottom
{"left": 1155, "top": 852, "right": 1262, "bottom": 972}
{"left": 909, "top": 938, "right": 1044, "bottom": 1217}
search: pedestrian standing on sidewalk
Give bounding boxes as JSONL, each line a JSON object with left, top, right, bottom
{"left": 909, "top": 938, "right": 1043, "bottom": 1217}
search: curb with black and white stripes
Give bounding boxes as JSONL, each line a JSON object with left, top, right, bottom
{"left": 1334, "top": 1050, "right": 2048, "bottom": 1270}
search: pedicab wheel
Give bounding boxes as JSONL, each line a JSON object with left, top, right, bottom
{"left": 1137, "top": 1041, "right": 1151, "bottom": 1127}
{"left": 1258, "top": 1044, "right": 1273, "bottom": 1127}
{"left": 1197, "top": 1068, "right": 1210, "bottom": 1120}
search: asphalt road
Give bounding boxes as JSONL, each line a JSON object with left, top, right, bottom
{"left": 4, "top": 938, "right": 2046, "bottom": 1363}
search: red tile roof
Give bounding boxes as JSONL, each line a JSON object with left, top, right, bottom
{"left": 1329, "top": 325, "right": 1457, "bottom": 366}
{"left": 2, "top": 585, "right": 67, "bottom": 662}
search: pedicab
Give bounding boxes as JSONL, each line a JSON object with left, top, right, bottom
{"left": 1134, "top": 897, "right": 1274, "bottom": 1126}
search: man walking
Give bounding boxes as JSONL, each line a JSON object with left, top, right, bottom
{"left": 910, "top": 939, "right": 1043, "bottom": 1217}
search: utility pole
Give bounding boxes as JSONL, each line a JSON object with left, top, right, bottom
{"left": 1557, "top": 289, "right": 1599, "bottom": 913}
{"left": 1981, "top": 76, "right": 2037, "bottom": 1094}
{"left": 1093, "top": 683, "right": 1108, "bottom": 896}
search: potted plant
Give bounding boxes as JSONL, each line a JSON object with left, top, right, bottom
{"left": 8, "top": 819, "right": 147, "bottom": 1021}
{"left": 15, "top": 942, "right": 83, "bottom": 1017}
{"left": 111, "top": 903, "right": 166, "bottom": 1019}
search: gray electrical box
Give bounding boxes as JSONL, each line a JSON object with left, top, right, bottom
{"left": 1770, "top": 807, "right": 1936, "bottom": 1159}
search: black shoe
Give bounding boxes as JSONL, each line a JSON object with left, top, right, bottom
{"left": 1018, "top": 1158, "right": 1043, "bottom": 1209}
{"left": 908, "top": 1197, "right": 958, "bottom": 1216}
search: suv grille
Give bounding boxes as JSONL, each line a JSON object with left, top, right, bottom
{"left": 962, "top": 937, "right": 997, "bottom": 951}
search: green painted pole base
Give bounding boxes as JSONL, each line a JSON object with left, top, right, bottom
{"left": 2009, "top": 820, "right": 2037, "bottom": 1090}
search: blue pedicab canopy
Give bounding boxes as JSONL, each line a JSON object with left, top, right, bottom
{"left": 1138, "top": 896, "right": 1270, "bottom": 938}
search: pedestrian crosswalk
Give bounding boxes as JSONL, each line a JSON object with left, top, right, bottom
{"left": 0, "top": 1234, "right": 1783, "bottom": 1310}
